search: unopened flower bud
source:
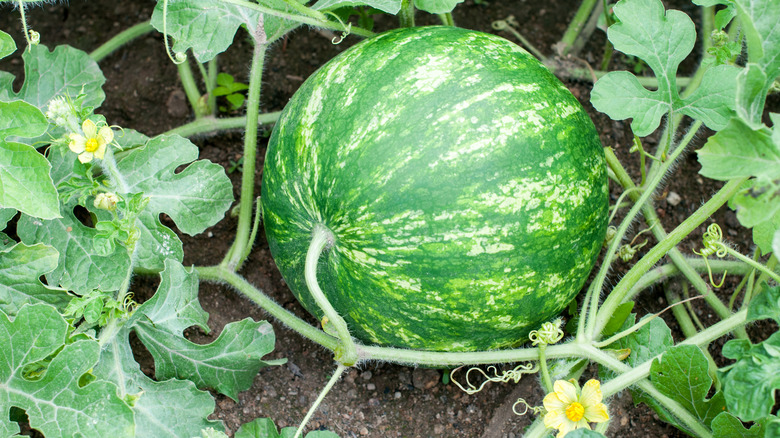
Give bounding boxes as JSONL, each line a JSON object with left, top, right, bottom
{"left": 94, "top": 192, "right": 119, "bottom": 211}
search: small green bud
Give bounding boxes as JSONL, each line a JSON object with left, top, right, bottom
{"left": 94, "top": 192, "right": 119, "bottom": 211}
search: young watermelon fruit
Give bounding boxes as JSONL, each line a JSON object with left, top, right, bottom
{"left": 262, "top": 26, "right": 608, "bottom": 352}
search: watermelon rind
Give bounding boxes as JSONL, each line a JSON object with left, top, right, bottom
{"left": 262, "top": 26, "right": 608, "bottom": 352}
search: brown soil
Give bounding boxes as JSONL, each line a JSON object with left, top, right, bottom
{"left": 1, "top": 1, "right": 776, "bottom": 437}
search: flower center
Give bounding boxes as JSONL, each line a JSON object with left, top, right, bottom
{"left": 85, "top": 137, "right": 100, "bottom": 152}
{"left": 566, "top": 402, "right": 585, "bottom": 422}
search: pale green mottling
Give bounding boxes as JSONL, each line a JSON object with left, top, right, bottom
{"left": 262, "top": 26, "right": 608, "bottom": 352}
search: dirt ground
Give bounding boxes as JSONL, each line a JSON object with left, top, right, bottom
{"left": 1, "top": 0, "right": 777, "bottom": 437}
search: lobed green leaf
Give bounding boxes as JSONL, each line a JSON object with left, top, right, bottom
{"left": 234, "top": 417, "right": 341, "bottom": 438}
{"left": 114, "top": 134, "right": 234, "bottom": 236}
{"left": 591, "top": 0, "right": 738, "bottom": 136}
{"left": 746, "top": 286, "right": 780, "bottom": 325}
{"left": 0, "top": 44, "right": 105, "bottom": 111}
{"left": 0, "top": 141, "right": 60, "bottom": 220}
{"left": 128, "top": 260, "right": 281, "bottom": 401}
{"left": 719, "top": 332, "right": 780, "bottom": 422}
{"left": 414, "top": 0, "right": 465, "bottom": 14}
{"left": 711, "top": 412, "right": 772, "bottom": 437}
{"left": 650, "top": 344, "right": 726, "bottom": 430}
{"left": 94, "top": 333, "right": 225, "bottom": 437}
{"left": 0, "top": 30, "right": 14, "bottom": 60}
{"left": 150, "top": 0, "right": 299, "bottom": 62}
{"left": 0, "top": 304, "right": 134, "bottom": 437}
{"left": 313, "top": 0, "right": 401, "bottom": 14}
{"left": 0, "top": 242, "right": 69, "bottom": 317}
{"left": 16, "top": 198, "right": 130, "bottom": 294}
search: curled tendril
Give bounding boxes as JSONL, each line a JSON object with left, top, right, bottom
{"left": 693, "top": 224, "right": 728, "bottom": 288}
{"left": 28, "top": 29, "right": 40, "bottom": 46}
{"left": 324, "top": 12, "right": 351, "bottom": 44}
{"left": 695, "top": 224, "right": 728, "bottom": 258}
{"left": 122, "top": 292, "right": 137, "bottom": 313}
{"left": 491, "top": 15, "right": 519, "bottom": 31}
{"left": 617, "top": 239, "right": 648, "bottom": 262}
{"left": 529, "top": 318, "right": 564, "bottom": 346}
{"left": 450, "top": 363, "right": 539, "bottom": 395}
{"left": 512, "top": 398, "right": 545, "bottom": 417}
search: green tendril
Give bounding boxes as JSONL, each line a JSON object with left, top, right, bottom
{"left": 693, "top": 224, "right": 728, "bottom": 288}
{"left": 512, "top": 398, "right": 545, "bottom": 417}
{"left": 450, "top": 363, "right": 539, "bottom": 395}
{"left": 529, "top": 318, "right": 564, "bottom": 346}
{"left": 162, "top": 0, "right": 187, "bottom": 64}
{"left": 324, "top": 12, "right": 351, "bottom": 44}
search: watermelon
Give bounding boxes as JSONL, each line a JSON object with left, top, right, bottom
{"left": 261, "top": 26, "right": 608, "bottom": 352}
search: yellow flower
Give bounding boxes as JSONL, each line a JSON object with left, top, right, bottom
{"left": 543, "top": 379, "right": 609, "bottom": 437}
{"left": 68, "top": 119, "right": 113, "bottom": 163}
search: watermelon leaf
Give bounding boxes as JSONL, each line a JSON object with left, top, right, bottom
{"left": 650, "top": 344, "right": 726, "bottom": 430}
{"left": 94, "top": 328, "right": 225, "bottom": 437}
{"left": 719, "top": 332, "right": 780, "bottom": 422}
{"left": 414, "top": 0, "right": 465, "bottom": 14}
{"left": 230, "top": 417, "right": 341, "bottom": 437}
{"left": 746, "top": 286, "right": 780, "bottom": 324}
{"left": 0, "top": 30, "right": 14, "bottom": 60}
{"left": 600, "top": 314, "right": 678, "bottom": 427}
{"left": 697, "top": 115, "right": 780, "bottom": 232}
{"left": 0, "top": 44, "right": 105, "bottom": 111}
{"left": 114, "top": 134, "right": 233, "bottom": 236}
{"left": 712, "top": 412, "right": 775, "bottom": 437}
{"left": 128, "top": 260, "right": 282, "bottom": 401}
{"left": 591, "top": 0, "right": 739, "bottom": 136}
{"left": 0, "top": 100, "right": 59, "bottom": 219}
{"left": 150, "top": 0, "right": 299, "bottom": 62}
{"left": 0, "top": 243, "right": 70, "bottom": 317}
{"left": 312, "top": 0, "right": 401, "bottom": 14}
{"left": 0, "top": 304, "right": 135, "bottom": 438}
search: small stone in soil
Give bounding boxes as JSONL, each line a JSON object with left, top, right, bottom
{"left": 412, "top": 368, "right": 440, "bottom": 390}
{"left": 666, "top": 191, "right": 682, "bottom": 206}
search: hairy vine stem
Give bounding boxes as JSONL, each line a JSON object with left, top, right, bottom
{"left": 223, "top": 38, "right": 268, "bottom": 271}
{"left": 581, "top": 121, "right": 704, "bottom": 342}
{"left": 305, "top": 226, "right": 359, "bottom": 366}
{"left": 293, "top": 365, "right": 346, "bottom": 438}
{"left": 90, "top": 21, "right": 155, "bottom": 63}
{"left": 593, "top": 177, "right": 749, "bottom": 337}
{"left": 604, "top": 148, "right": 744, "bottom": 338}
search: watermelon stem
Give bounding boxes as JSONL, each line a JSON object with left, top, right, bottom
{"left": 223, "top": 40, "right": 268, "bottom": 271}
{"left": 306, "top": 225, "right": 359, "bottom": 366}
{"left": 89, "top": 21, "right": 155, "bottom": 63}
{"left": 293, "top": 364, "right": 347, "bottom": 438}
{"left": 592, "top": 176, "right": 747, "bottom": 338}
{"left": 582, "top": 121, "right": 703, "bottom": 341}
{"left": 603, "top": 147, "right": 745, "bottom": 338}
{"left": 398, "top": 0, "right": 415, "bottom": 28}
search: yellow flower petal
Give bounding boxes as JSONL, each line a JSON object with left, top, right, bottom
{"left": 584, "top": 402, "right": 610, "bottom": 423}
{"left": 580, "top": 379, "right": 603, "bottom": 406}
{"left": 77, "top": 152, "right": 94, "bottom": 163}
{"left": 98, "top": 125, "right": 114, "bottom": 143}
{"left": 555, "top": 419, "right": 578, "bottom": 438}
{"left": 68, "top": 134, "right": 86, "bottom": 153}
{"left": 82, "top": 119, "right": 97, "bottom": 137}
{"left": 93, "top": 141, "right": 107, "bottom": 160}
{"left": 553, "top": 380, "right": 578, "bottom": 404}
{"left": 543, "top": 392, "right": 566, "bottom": 412}
{"left": 544, "top": 408, "right": 568, "bottom": 429}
